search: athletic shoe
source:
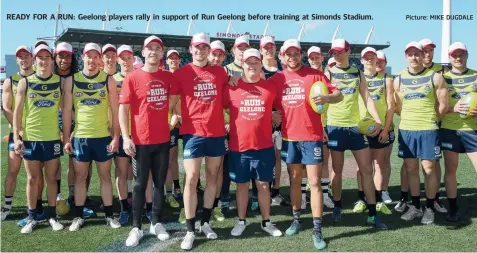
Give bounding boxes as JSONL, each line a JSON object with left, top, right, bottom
{"left": 332, "top": 207, "right": 342, "bottom": 222}
{"left": 1, "top": 209, "right": 11, "bottom": 221}
{"left": 213, "top": 207, "right": 225, "bottom": 222}
{"left": 119, "top": 211, "right": 129, "bottom": 225}
{"left": 180, "top": 231, "right": 195, "bottom": 250}
{"left": 178, "top": 208, "right": 186, "bottom": 224}
{"left": 69, "top": 217, "right": 85, "bottom": 231}
{"left": 445, "top": 212, "right": 460, "bottom": 222}
{"left": 20, "top": 219, "right": 37, "bottom": 234}
{"left": 200, "top": 222, "right": 217, "bottom": 239}
{"left": 250, "top": 200, "right": 259, "bottom": 212}
{"left": 421, "top": 207, "right": 435, "bottom": 225}
{"left": 285, "top": 220, "right": 300, "bottom": 236}
{"left": 165, "top": 195, "right": 180, "bottom": 208}
{"left": 231, "top": 220, "right": 247, "bottom": 236}
{"left": 434, "top": 200, "right": 448, "bottom": 213}
{"left": 83, "top": 207, "right": 96, "bottom": 218}
{"left": 49, "top": 218, "right": 64, "bottom": 231}
{"left": 401, "top": 206, "right": 423, "bottom": 221}
{"left": 353, "top": 200, "right": 367, "bottom": 213}
{"left": 381, "top": 191, "right": 392, "bottom": 204}
{"left": 312, "top": 232, "right": 327, "bottom": 250}
{"left": 17, "top": 212, "right": 47, "bottom": 227}
{"left": 271, "top": 194, "right": 285, "bottom": 206}
{"left": 125, "top": 227, "right": 143, "bottom": 247}
{"left": 367, "top": 216, "right": 388, "bottom": 229}
{"left": 301, "top": 198, "right": 307, "bottom": 210}
{"left": 146, "top": 211, "right": 152, "bottom": 223}
{"left": 261, "top": 221, "right": 282, "bottom": 237}
{"left": 149, "top": 222, "right": 170, "bottom": 241}
{"left": 394, "top": 201, "right": 408, "bottom": 213}
{"left": 376, "top": 202, "right": 392, "bottom": 215}
{"left": 106, "top": 217, "right": 121, "bottom": 229}
{"left": 323, "top": 194, "right": 335, "bottom": 209}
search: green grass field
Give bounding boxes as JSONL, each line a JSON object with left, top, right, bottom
{"left": 1, "top": 116, "right": 477, "bottom": 252}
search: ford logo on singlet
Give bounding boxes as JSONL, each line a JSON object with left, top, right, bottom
{"left": 340, "top": 87, "right": 356, "bottom": 95}
{"left": 371, "top": 95, "right": 381, "bottom": 101}
{"left": 34, "top": 100, "right": 55, "bottom": 108}
{"left": 404, "top": 93, "right": 426, "bottom": 100}
{"left": 80, "top": 98, "right": 101, "bottom": 105}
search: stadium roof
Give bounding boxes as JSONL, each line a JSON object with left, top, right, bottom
{"left": 56, "top": 28, "right": 390, "bottom": 53}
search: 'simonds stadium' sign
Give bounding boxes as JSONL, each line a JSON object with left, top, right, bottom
{"left": 216, "top": 32, "right": 275, "bottom": 40}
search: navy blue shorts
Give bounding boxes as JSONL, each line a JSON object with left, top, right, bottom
{"left": 326, "top": 126, "right": 369, "bottom": 152}
{"left": 115, "top": 136, "right": 129, "bottom": 158}
{"left": 72, "top": 136, "right": 114, "bottom": 162}
{"left": 281, "top": 140, "right": 323, "bottom": 165}
{"left": 169, "top": 128, "right": 180, "bottom": 149}
{"left": 440, "top": 129, "right": 477, "bottom": 153}
{"left": 398, "top": 129, "right": 441, "bottom": 160}
{"left": 23, "top": 140, "right": 63, "bottom": 162}
{"left": 368, "top": 130, "right": 395, "bottom": 149}
{"left": 228, "top": 147, "right": 275, "bottom": 183}
{"left": 182, "top": 134, "right": 226, "bottom": 159}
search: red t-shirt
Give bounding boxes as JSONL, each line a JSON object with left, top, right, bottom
{"left": 223, "top": 79, "right": 276, "bottom": 152}
{"left": 119, "top": 69, "right": 172, "bottom": 145}
{"left": 171, "top": 63, "right": 228, "bottom": 137}
{"left": 269, "top": 66, "right": 335, "bottom": 141}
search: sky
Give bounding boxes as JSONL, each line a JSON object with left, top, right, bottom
{"left": 2, "top": 0, "right": 477, "bottom": 75}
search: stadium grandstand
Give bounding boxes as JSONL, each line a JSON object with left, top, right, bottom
{"left": 55, "top": 28, "right": 390, "bottom": 71}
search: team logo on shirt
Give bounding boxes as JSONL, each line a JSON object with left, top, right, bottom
{"left": 282, "top": 79, "right": 305, "bottom": 109}
{"left": 424, "top": 85, "right": 432, "bottom": 93}
{"left": 240, "top": 90, "right": 266, "bottom": 120}
{"left": 146, "top": 79, "right": 168, "bottom": 110}
{"left": 99, "top": 90, "right": 106, "bottom": 97}
{"left": 28, "top": 93, "right": 37, "bottom": 98}
{"left": 193, "top": 73, "right": 218, "bottom": 104}
{"left": 34, "top": 100, "right": 55, "bottom": 108}
{"left": 74, "top": 92, "right": 83, "bottom": 97}
{"left": 331, "top": 81, "right": 340, "bottom": 87}
{"left": 53, "top": 91, "right": 60, "bottom": 98}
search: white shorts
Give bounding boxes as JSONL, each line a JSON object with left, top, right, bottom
{"left": 272, "top": 130, "right": 282, "bottom": 150}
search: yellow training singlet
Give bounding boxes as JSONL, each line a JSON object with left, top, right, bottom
{"left": 327, "top": 66, "right": 361, "bottom": 127}
{"left": 359, "top": 73, "right": 388, "bottom": 124}
{"left": 22, "top": 74, "right": 61, "bottom": 141}
{"left": 442, "top": 69, "right": 477, "bottom": 131}
{"left": 427, "top": 62, "right": 446, "bottom": 74}
{"left": 224, "top": 62, "right": 243, "bottom": 78}
{"left": 397, "top": 68, "right": 438, "bottom": 131}
{"left": 9, "top": 72, "right": 33, "bottom": 133}
{"left": 72, "top": 71, "right": 110, "bottom": 138}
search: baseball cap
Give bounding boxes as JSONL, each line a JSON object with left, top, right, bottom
{"left": 361, "top": 47, "right": 377, "bottom": 58}
{"left": 35, "top": 40, "right": 48, "bottom": 48}
{"left": 191, "top": 32, "right": 210, "bottom": 46}
{"left": 448, "top": 42, "right": 467, "bottom": 55}
{"left": 327, "top": 57, "right": 336, "bottom": 66}
{"left": 329, "top": 39, "right": 350, "bottom": 53}
{"left": 210, "top": 40, "right": 225, "bottom": 54}
{"left": 166, "top": 50, "right": 180, "bottom": 58}
{"left": 279, "top": 45, "right": 284, "bottom": 56}
{"left": 405, "top": 41, "right": 422, "bottom": 52}
{"left": 33, "top": 44, "right": 52, "bottom": 57}
{"left": 102, "top": 44, "right": 117, "bottom": 54}
{"left": 143, "top": 35, "right": 164, "bottom": 48}
{"left": 242, "top": 48, "right": 261, "bottom": 62}
{"left": 234, "top": 35, "right": 249, "bottom": 47}
{"left": 133, "top": 56, "right": 144, "bottom": 69}
{"left": 377, "top": 50, "right": 387, "bottom": 62}
{"left": 260, "top": 36, "right": 275, "bottom": 48}
{"left": 55, "top": 42, "right": 73, "bottom": 55}
{"left": 117, "top": 45, "right": 133, "bottom": 56}
{"left": 15, "top": 46, "right": 32, "bottom": 56}
{"left": 282, "top": 39, "right": 301, "bottom": 53}
{"left": 83, "top": 43, "right": 101, "bottom": 55}
{"left": 419, "top": 39, "right": 436, "bottom": 49}
{"left": 307, "top": 46, "right": 322, "bottom": 57}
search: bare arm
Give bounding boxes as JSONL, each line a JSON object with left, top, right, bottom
{"left": 326, "top": 89, "right": 343, "bottom": 104}
{"left": 434, "top": 73, "right": 448, "bottom": 120}
{"left": 383, "top": 76, "right": 396, "bottom": 132}
{"left": 13, "top": 79, "right": 27, "bottom": 141}
{"left": 393, "top": 77, "right": 402, "bottom": 115}
{"left": 108, "top": 77, "right": 120, "bottom": 140}
{"left": 119, "top": 104, "right": 130, "bottom": 139}
{"left": 2, "top": 78, "right": 14, "bottom": 125}
{"left": 359, "top": 73, "right": 382, "bottom": 125}
{"left": 62, "top": 77, "right": 73, "bottom": 145}
{"left": 170, "top": 95, "right": 180, "bottom": 110}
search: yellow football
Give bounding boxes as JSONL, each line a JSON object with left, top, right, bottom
{"left": 459, "top": 92, "right": 477, "bottom": 119}
{"left": 56, "top": 199, "right": 70, "bottom": 216}
{"left": 309, "top": 81, "right": 329, "bottom": 114}
{"left": 358, "top": 116, "right": 377, "bottom": 135}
